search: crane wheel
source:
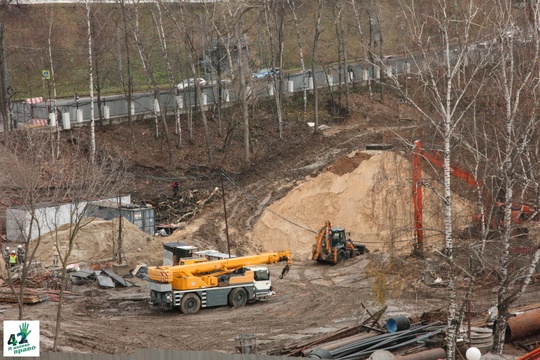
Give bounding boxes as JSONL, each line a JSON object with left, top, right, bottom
{"left": 352, "top": 250, "right": 361, "bottom": 257}
{"left": 228, "top": 288, "right": 248, "bottom": 307}
{"left": 180, "top": 293, "right": 201, "bottom": 315}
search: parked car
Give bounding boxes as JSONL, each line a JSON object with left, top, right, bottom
{"left": 175, "top": 78, "right": 206, "bottom": 90}
{"left": 252, "top": 68, "right": 280, "bottom": 80}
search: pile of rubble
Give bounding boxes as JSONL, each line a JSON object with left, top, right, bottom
{"left": 0, "top": 260, "right": 143, "bottom": 304}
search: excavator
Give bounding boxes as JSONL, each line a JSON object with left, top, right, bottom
{"left": 148, "top": 250, "right": 292, "bottom": 314}
{"left": 312, "top": 221, "right": 369, "bottom": 264}
{"left": 412, "top": 139, "right": 539, "bottom": 251}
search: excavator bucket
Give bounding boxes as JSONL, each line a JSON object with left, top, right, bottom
{"left": 279, "top": 264, "right": 291, "bottom": 279}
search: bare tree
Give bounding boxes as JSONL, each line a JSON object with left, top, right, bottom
{"left": 127, "top": 3, "right": 175, "bottom": 168}
{"left": 45, "top": 6, "right": 61, "bottom": 159}
{"left": 0, "top": 132, "right": 51, "bottom": 320}
{"left": 204, "top": 4, "right": 228, "bottom": 139}
{"left": 312, "top": 0, "right": 324, "bottom": 133}
{"left": 0, "top": 129, "right": 127, "bottom": 341}
{"left": 482, "top": 1, "right": 540, "bottom": 353}
{"left": 205, "top": 2, "right": 245, "bottom": 148}
{"left": 86, "top": 0, "right": 96, "bottom": 164}
{"left": 350, "top": 0, "right": 370, "bottom": 95}
{"left": 339, "top": 6, "right": 350, "bottom": 110}
{"left": 196, "top": 1, "right": 253, "bottom": 162}
{"left": 49, "top": 140, "right": 127, "bottom": 350}
{"left": 287, "top": 0, "right": 308, "bottom": 115}
{"left": 150, "top": 2, "right": 182, "bottom": 149}
{"left": 89, "top": 7, "right": 116, "bottom": 128}
{"left": 0, "top": 21, "right": 10, "bottom": 133}
{"left": 389, "top": 1, "right": 492, "bottom": 358}
{"left": 234, "top": 5, "right": 253, "bottom": 163}
{"left": 165, "top": 3, "right": 216, "bottom": 165}
{"left": 116, "top": 0, "right": 136, "bottom": 145}
{"left": 262, "top": 0, "right": 285, "bottom": 138}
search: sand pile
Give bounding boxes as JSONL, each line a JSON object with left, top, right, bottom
{"left": 250, "top": 150, "right": 475, "bottom": 258}
{"left": 32, "top": 217, "right": 164, "bottom": 267}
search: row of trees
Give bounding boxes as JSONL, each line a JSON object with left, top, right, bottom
{"left": 383, "top": 0, "right": 540, "bottom": 358}
{"left": 0, "top": 0, "right": 394, "bottom": 165}
{"left": 0, "top": 130, "right": 129, "bottom": 350}
{"left": 2, "top": 0, "right": 540, "bottom": 358}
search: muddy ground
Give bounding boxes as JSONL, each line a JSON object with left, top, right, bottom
{"left": 7, "top": 256, "right": 540, "bottom": 356}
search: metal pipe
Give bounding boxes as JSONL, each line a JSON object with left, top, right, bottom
{"left": 396, "top": 348, "right": 446, "bottom": 360}
{"left": 506, "top": 308, "right": 540, "bottom": 342}
{"left": 302, "top": 333, "right": 376, "bottom": 356}
{"left": 330, "top": 325, "right": 445, "bottom": 359}
{"left": 336, "top": 327, "right": 446, "bottom": 360}
{"left": 516, "top": 346, "right": 540, "bottom": 360}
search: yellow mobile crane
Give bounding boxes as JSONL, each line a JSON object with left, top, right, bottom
{"left": 148, "top": 250, "right": 292, "bottom": 314}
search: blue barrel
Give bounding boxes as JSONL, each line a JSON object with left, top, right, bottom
{"left": 386, "top": 316, "right": 410, "bottom": 332}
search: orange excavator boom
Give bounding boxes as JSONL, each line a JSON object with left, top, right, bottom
{"left": 412, "top": 140, "right": 482, "bottom": 251}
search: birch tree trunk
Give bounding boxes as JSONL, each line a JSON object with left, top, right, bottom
{"left": 312, "top": 0, "right": 323, "bottom": 133}
{"left": 350, "top": 0, "right": 369, "bottom": 93}
{"left": 46, "top": 7, "right": 60, "bottom": 160}
{"left": 118, "top": 0, "right": 135, "bottom": 145}
{"left": 392, "top": 1, "right": 492, "bottom": 357}
{"left": 152, "top": 3, "right": 183, "bottom": 148}
{"left": 86, "top": 0, "right": 96, "bottom": 164}
{"left": 488, "top": 1, "right": 540, "bottom": 353}
{"left": 340, "top": 8, "right": 350, "bottom": 110}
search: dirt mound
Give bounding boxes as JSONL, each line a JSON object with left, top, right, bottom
{"left": 32, "top": 217, "right": 165, "bottom": 267}
{"left": 250, "top": 150, "right": 475, "bottom": 258}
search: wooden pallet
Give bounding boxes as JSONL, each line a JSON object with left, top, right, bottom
{"left": 0, "top": 288, "right": 49, "bottom": 304}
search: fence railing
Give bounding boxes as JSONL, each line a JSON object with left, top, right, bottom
{"left": 6, "top": 46, "right": 491, "bottom": 131}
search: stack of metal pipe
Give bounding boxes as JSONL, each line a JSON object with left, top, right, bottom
{"left": 307, "top": 323, "right": 446, "bottom": 360}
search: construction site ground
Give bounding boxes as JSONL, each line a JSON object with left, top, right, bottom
{"left": 4, "top": 257, "right": 540, "bottom": 356}
{"left": 1, "top": 91, "right": 539, "bottom": 357}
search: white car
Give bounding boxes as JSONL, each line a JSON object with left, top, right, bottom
{"left": 175, "top": 78, "right": 206, "bottom": 90}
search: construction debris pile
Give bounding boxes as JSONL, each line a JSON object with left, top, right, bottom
{"left": 0, "top": 257, "right": 136, "bottom": 304}
{"left": 147, "top": 187, "right": 221, "bottom": 225}
{"left": 70, "top": 268, "right": 134, "bottom": 288}
{"left": 278, "top": 304, "right": 540, "bottom": 360}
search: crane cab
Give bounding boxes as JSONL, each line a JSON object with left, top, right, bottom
{"left": 244, "top": 266, "right": 273, "bottom": 298}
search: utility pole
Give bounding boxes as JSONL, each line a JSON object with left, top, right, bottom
{"left": 220, "top": 172, "right": 231, "bottom": 258}
{"left": 0, "top": 21, "right": 10, "bottom": 133}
